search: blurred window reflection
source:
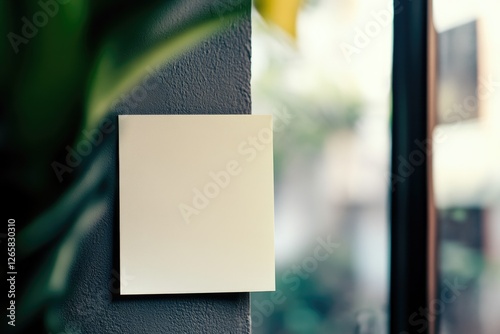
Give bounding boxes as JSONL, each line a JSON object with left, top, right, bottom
{"left": 434, "top": 1, "right": 500, "bottom": 333}
{"left": 252, "top": 0, "right": 391, "bottom": 332}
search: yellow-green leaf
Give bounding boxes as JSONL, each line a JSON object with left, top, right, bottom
{"left": 255, "top": 0, "right": 302, "bottom": 38}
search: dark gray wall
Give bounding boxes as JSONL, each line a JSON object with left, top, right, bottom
{"left": 55, "top": 4, "right": 252, "bottom": 333}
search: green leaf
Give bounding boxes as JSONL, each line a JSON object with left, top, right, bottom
{"left": 18, "top": 141, "right": 111, "bottom": 257}
{"left": 6, "top": 0, "right": 90, "bottom": 201}
{"left": 17, "top": 198, "right": 108, "bottom": 332}
{"left": 84, "top": 4, "right": 247, "bottom": 132}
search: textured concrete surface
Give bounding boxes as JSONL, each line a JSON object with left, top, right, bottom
{"left": 54, "top": 2, "right": 252, "bottom": 333}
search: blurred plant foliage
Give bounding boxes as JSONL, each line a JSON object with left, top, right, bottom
{"left": 1, "top": 0, "right": 302, "bottom": 333}
{"left": 3, "top": 0, "right": 247, "bottom": 215}
{"left": 251, "top": 1, "right": 366, "bottom": 333}
{"left": 255, "top": 0, "right": 302, "bottom": 38}
{"left": 253, "top": 0, "right": 364, "bottom": 183}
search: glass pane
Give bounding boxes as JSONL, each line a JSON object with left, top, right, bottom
{"left": 434, "top": 1, "right": 500, "bottom": 333}
{"left": 251, "top": 0, "right": 393, "bottom": 332}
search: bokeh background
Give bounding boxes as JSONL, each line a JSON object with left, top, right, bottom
{"left": 3, "top": 0, "right": 500, "bottom": 333}
{"left": 252, "top": 1, "right": 390, "bottom": 332}
{"left": 251, "top": 0, "right": 500, "bottom": 333}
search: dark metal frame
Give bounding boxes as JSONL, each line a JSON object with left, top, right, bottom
{"left": 390, "top": 0, "right": 437, "bottom": 333}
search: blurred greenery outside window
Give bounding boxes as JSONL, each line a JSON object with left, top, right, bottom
{"left": 252, "top": 0, "right": 391, "bottom": 333}
{"left": 252, "top": 0, "right": 500, "bottom": 333}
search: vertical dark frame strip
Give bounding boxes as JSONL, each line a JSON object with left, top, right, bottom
{"left": 426, "top": 2, "right": 437, "bottom": 333}
{"left": 390, "top": 0, "right": 437, "bottom": 333}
